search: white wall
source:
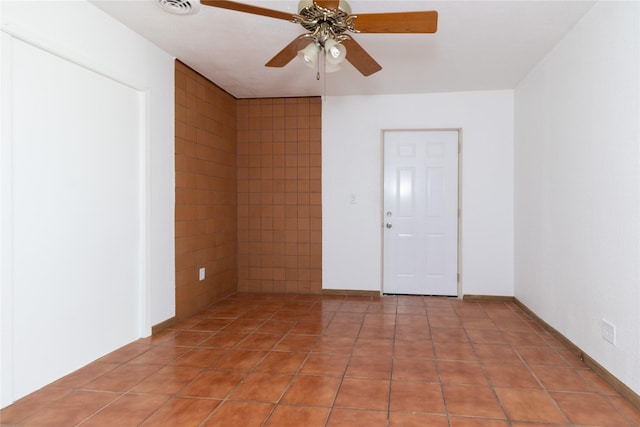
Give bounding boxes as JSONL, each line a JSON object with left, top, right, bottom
{"left": 514, "top": 1, "right": 640, "bottom": 394}
{"left": 1, "top": 1, "right": 175, "bottom": 407}
{"left": 323, "top": 91, "right": 514, "bottom": 296}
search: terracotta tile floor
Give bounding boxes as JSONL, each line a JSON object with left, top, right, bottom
{"left": 2, "top": 293, "right": 639, "bottom": 426}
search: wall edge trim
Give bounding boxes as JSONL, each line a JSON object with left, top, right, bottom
{"left": 463, "top": 294, "right": 515, "bottom": 302}
{"left": 322, "top": 289, "right": 381, "bottom": 297}
{"left": 151, "top": 316, "right": 178, "bottom": 334}
{"left": 514, "top": 298, "right": 640, "bottom": 411}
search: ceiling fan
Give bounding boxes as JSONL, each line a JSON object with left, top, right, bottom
{"left": 159, "top": 0, "right": 438, "bottom": 76}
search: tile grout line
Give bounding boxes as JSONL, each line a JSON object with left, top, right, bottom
{"left": 165, "top": 304, "right": 279, "bottom": 427}
{"left": 384, "top": 297, "right": 399, "bottom": 427}
{"left": 258, "top": 301, "right": 324, "bottom": 427}
{"left": 463, "top": 300, "right": 511, "bottom": 424}
{"left": 505, "top": 301, "right": 579, "bottom": 425}
{"left": 433, "top": 298, "right": 458, "bottom": 427}
{"left": 323, "top": 298, "right": 367, "bottom": 427}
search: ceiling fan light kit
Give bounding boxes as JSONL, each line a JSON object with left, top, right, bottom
{"left": 296, "top": 39, "right": 344, "bottom": 78}
{"left": 295, "top": 26, "right": 348, "bottom": 75}
{"left": 164, "top": 0, "right": 438, "bottom": 77}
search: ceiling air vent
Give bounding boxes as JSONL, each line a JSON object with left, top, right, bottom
{"left": 156, "top": 0, "right": 200, "bottom": 15}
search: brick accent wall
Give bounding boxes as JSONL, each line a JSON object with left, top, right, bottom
{"left": 236, "top": 98, "right": 323, "bottom": 294}
{"left": 174, "top": 61, "right": 323, "bottom": 318}
{"left": 174, "top": 61, "right": 237, "bottom": 318}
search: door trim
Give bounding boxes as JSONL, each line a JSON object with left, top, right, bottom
{"left": 380, "top": 128, "right": 463, "bottom": 297}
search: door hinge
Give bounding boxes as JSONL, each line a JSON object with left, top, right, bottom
{"left": 457, "top": 273, "right": 460, "bottom": 283}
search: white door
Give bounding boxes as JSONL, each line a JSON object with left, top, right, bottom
{"left": 383, "top": 130, "right": 459, "bottom": 296}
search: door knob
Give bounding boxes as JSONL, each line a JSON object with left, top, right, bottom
{"left": 386, "top": 223, "right": 392, "bottom": 229}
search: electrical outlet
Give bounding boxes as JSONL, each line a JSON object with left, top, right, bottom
{"left": 602, "top": 319, "right": 616, "bottom": 345}
{"left": 199, "top": 267, "right": 205, "bottom": 281}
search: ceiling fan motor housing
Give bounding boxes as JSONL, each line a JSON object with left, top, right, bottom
{"left": 298, "top": 0, "right": 351, "bottom": 15}
{"left": 295, "top": 0, "right": 355, "bottom": 38}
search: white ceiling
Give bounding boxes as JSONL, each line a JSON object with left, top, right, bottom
{"left": 91, "top": 0, "right": 595, "bottom": 98}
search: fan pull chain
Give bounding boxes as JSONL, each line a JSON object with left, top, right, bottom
{"left": 323, "top": 52, "right": 327, "bottom": 101}
{"left": 316, "top": 46, "right": 321, "bottom": 81}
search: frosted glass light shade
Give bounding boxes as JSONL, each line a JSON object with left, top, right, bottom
{"left": 297, "top": 42, "right": 319, "bottom": 68}
{"left": 324, "top": 38, "right": 347, "bottom": 65}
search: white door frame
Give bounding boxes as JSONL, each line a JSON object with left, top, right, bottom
{"left": 380, "top": 128, "right": 463, "bottom": 297}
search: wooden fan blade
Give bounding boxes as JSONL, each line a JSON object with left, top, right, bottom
{"left": 315, "top": 0, "right": 340, "bottom": 10}
{"left": 265, "top": 37, "right": 312, "bottom": 67}
{"left": 352, "top": 11, "right": 438, "bottom": 33}
{"left": 342, "top": 38, "right": 382, "bottom": 76}
{"left": 200, "top": 1, "right": 293, "bottom": 21}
